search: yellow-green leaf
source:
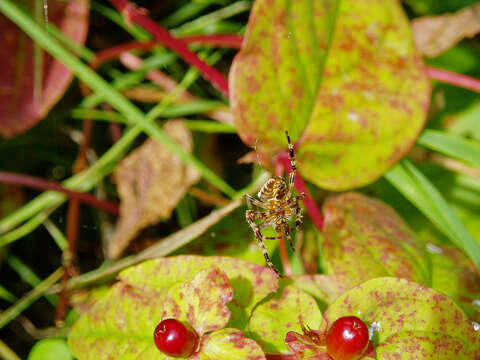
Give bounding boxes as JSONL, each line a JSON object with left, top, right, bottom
{"left": 230, "top": 0, "right": 430, "bottom": 190}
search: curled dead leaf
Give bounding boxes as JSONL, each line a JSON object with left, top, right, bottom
{"left": 412, "top": 3, "right": 480, "bottom": 57}
{"left": 108, "top": 119, "right": 201, "bottom": 259}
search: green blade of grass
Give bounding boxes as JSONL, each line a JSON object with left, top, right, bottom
{"left": 0, "top": 0, "right": 235, "bottom": 198}
{"left": 6, "top": 255, "right": 57, "bottom": 305}
{"left": 0, "top": 285, "right": 17, "bottom": 303}
{"left": 0, "top": 268, "right": 63, "bottom": 330}
{"left": 0, "top": 339, "right": 21, "bottom": 360}
{"left": 385, "top": 159, "right": 480, "bottom": 272}
{"left": 418, "top": 129, "right": 480, "bottom": 169}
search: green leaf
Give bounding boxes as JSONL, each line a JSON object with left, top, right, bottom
{"left": 28, "top": 338, "right": 72, "bottom": 360}
{"left": 322, "top": 192, "right": 430, "bottom": 288}
{"left": 418, "top": 130, "right": 480, "bottom": 169}
{"left": 162, "top": 266, "right": 233, "bottom": 336}
{"left": 384, "top": 159, "right": 480, "bottom": 273}
{"left": 230, "top": 0, "right": 429, "bottom": 190}
{"left": 291, "top": 274, "right": 350, "bottom": 308}
{"left": 248, "top": 285, "right": 322, "bottom": 354}
{"left": 118, "top": 256, "right": 278, "bottom": 330}
{"left": 323, "top": 277, "right": 480, "bottom": 359}
{"left": 429, "top": 243, "right": 480, "bottom": 321}
{"left": 69, "top": 256, "right": 278, "bottom": 359}
{"left": 191, "top": 328, "right": 265, "bottom": 360}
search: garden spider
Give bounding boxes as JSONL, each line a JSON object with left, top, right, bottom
{"left": 245, "top": 131, "right": 305, "bottom": 276}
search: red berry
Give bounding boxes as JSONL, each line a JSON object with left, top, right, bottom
{"left": 154, "top": 318, "right": 199, "bottom": 358}
{"left": 326, "top": 316, "right": 369, "bottom": 360}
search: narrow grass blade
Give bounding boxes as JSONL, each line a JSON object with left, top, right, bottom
{"left": 0, "top": 268, "right": 63, "bottom": 330}
{"left": 385, "top": 159, "right": 480, "bottom": 272}
{"left": 418, "top": 129, "right": 480, "bottom": 169}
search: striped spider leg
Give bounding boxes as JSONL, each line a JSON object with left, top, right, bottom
{"left": 245, "top": 131, "right": 305, "bottom": 276}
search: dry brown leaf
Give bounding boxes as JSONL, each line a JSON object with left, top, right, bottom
{"left": 412, "top": 3, "right": 480, "bottom": 57}
{"left": 108, "top": 119, "right": 201, "bottom": 259}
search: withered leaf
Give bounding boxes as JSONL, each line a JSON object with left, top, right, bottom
{"left": 108, "top": 119, "right": 201, "bottom": 259}
{"left": 412, "top": 3, "right": 480, "bottom": 57}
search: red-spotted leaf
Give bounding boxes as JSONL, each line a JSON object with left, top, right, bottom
{"left": 322, "top": 277, "right": 480, "bottom": 359}
{"left": 248, "top": 285, "right": 322, "bottom": 354}
{"left": 322, "top": 192, "right": 430, "bottom": 289}
{"left": 191, "top": 328, "right": 265, "bottom": 360}
{"left": 162, "top": 266, "right": 233, "bottom": 336}
{"left": 0, "top": 0, "right": 89, "bottom": 137}
{"left": 230, "top": 0, "right": 430, "bottom": 190}
{"left": 428, "top": 243, "right": 480, "bottom": 322}
{"left": 119, "top": 256, "right": 278, "bottom": 330}
{"left": 69, "top": 256, "right": 276, "bottom": 359}
{"left": 68, "top": 282, "right": 167, "bottom": 359}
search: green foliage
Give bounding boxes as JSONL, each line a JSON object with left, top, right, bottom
{"left": 230, "top": 0, "right": 430, "bottom": 190}
{"left": 28, "top": 339, "right": 72, "bottom": 360}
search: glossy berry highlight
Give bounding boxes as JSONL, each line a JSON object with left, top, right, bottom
{"left": 154, "top": 318, "right": 199, "bottom": 358}
{"left": 326, "top": 316, "right": 369, "bottom": 360}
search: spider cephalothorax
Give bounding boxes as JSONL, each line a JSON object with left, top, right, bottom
{"left": 245, "top": 131, "right": 305, "bottom": 276}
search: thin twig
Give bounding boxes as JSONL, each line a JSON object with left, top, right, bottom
{"left": 0, "top": 171, "right": 119, "bottom": 216}
{"left": 188, "top": 187, "right": 231, "bottom": 206}
{"left": 108, "top": 0, "right": 229, "bottom": 97}
{"left": 426, "top": 66, "right": 480, "bottom": 93}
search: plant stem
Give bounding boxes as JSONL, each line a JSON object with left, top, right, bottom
{"left": 426, "top": 66, "right": 480, "bottom": 93}
{"left": 108, "top": 0, "right": 230, "bottom": 97}
{"left": 277, "top": 154, "right": 325, "bottom": 231}
{"left": 0, "top": 171, "right": 119, "bottom": 215}
{"left": 0, "top": 340, "right": 21, "bottom": 360}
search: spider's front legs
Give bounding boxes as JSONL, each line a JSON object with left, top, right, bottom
{"left": 246, "top": 210, "right": 282, "bottom": 277}
{"left": 291, "top": 193, "right": 305, "bottom": 232}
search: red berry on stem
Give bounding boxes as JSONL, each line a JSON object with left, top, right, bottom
{"left": 154, "top": 318, "right": 199, "bottom": 358}
{"left": 326, "top": 316, "right": 369, "bottom": 360}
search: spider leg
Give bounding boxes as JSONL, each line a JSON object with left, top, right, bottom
{"left": 245, "top": 194, "right": 268, "bottom": 209}
{"left": 283, "top": 222, "right": 296, "bottom": 252}
{"left": 290, "top": 194, "right": 305, "bottom": 232}
{"left": 246, "top": 210, "right": 282, "bottom": 277}
{"left": 285, "top": 130, "right": 297, "bottom": 198}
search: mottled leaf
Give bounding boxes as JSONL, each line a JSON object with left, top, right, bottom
{"left": 412, "top": 3, "right": 480, "bottom": 57}
{"left": 109, "top": 120, "right": 201, "bottom": 259}
{"left": 69, "top": 256, "right": 273, "bottom": 359}
{"left": 230, "top": 0, "right": 430, "bottom": 190}
{"left": 119, "top": 256, "right": 278, "bottom": 330}
{"left": 0, "top": 0, "right": 89, "bottom": 137}
{"left": 162, "top": 266, "right": 233, "bottom": 336}
{"left": 191, "top": 328, "right": 265, "bottom": 360}
{"left": 322, "top": 192, "right": 430, "bottom": 289}
{"left": 248, "top": 285, "right": 322, "bottom": 354}
{"left": 323, "top": 277, "right": 480, "bottom": 359}
{"left": 68, "top": 282, "right": 167, "bottom": 359}
{"left": 429, "top": 242, "right": 480, "bottom": 321}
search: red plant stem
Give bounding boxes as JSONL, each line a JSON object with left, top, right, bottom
{"left": 0, "top": 171, "right": 119, "bottom": 215}
{"left": 426, "top": 66, "right": 480, "bottom": 93}
{"left": 108, "top": 0, "right": 229, "bottom": 97}
{"left": 277, "top": 153, "right": 324, "bottom": 231}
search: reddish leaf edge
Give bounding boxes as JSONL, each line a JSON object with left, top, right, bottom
{"left": 0, "top": 171, "right": 119, "bottom": 215}
{"left": 266, "top": 354, "right": 297, "bottom": 360}
{"left": 107, "top": 0, "right": 229, "bottom": 97}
